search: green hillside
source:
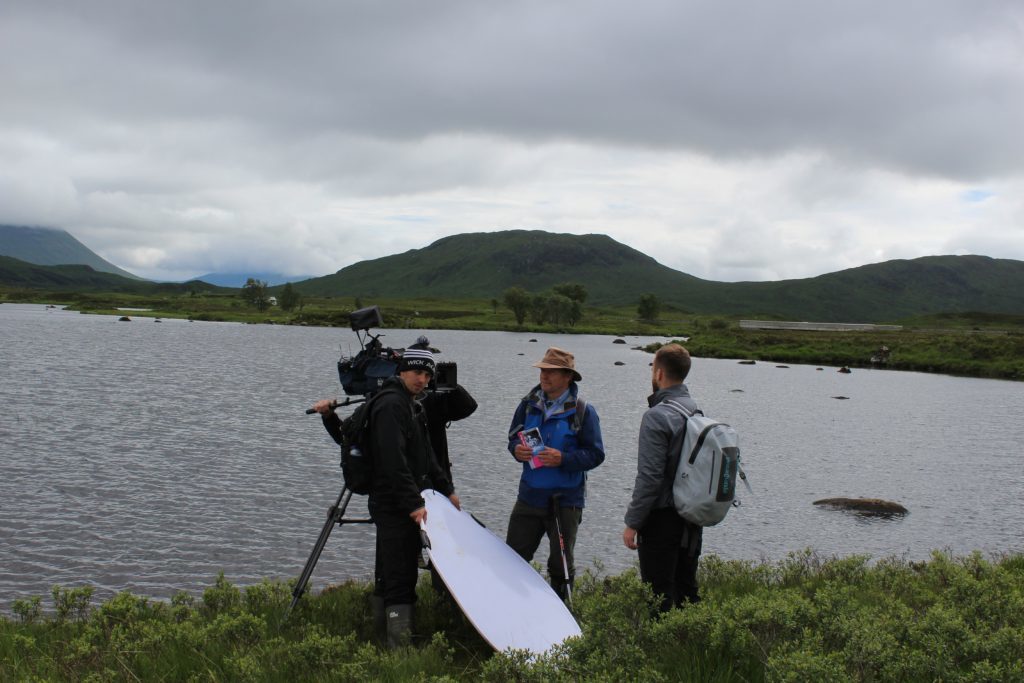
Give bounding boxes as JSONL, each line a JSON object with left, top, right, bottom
{"left": 0, "top": 224, "right": 142, "bottom": 279}
{"left": 0, "top": 255, "right": 221, "bottom": 294}
{"left": 294, "top": 230, "right": 1024, "bottom": 322}
{"left": 294, "top": 231, "right": 705, "bottom": 304}
{"left": 4, "top": 225, "right": 1023, "bottom": 323}
{"left": 732, "top": 255, "right": 1024, "bottom": 321}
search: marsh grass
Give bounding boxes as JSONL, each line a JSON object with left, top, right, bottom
{"left": 4, "top": 550, "right": 1024, "bottom": 681}
{"left": 4, "top": 290, "right": 1024, "bottom": 379}
{"left": 654, "top": 319, "right": 1024, "bottom": 381}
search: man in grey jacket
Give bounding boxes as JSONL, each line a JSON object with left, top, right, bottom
{"left": 622, "top": 344, "right": 704, "bottom": 611}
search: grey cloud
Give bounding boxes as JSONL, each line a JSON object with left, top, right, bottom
{"left": 3, "top": 0, "right": 1023, "bottom": 282}
{"left": 4, "top": 1, "right": 1022, "bottom": 182}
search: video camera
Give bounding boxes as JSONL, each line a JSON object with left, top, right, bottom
{"left": 336, "top": 305, "right": 457, "bottom": 396}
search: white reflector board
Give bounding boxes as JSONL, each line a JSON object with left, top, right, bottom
{"left": 420, "top": 489, "right": 582, "bottom": 654}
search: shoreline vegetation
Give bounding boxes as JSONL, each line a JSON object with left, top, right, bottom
{"left": 4, "top": 550, "right": 1024, "bottom": 681}
{"left": 3, "top": 290, "right": 1023, "bottom": 381}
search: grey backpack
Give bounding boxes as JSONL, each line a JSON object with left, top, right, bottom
{"left": 665, "top": 399, "right": 750, "bottom": 526}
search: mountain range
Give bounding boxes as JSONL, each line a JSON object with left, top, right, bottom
{"left": 192, "top": 272, "right": 318, "bottom": 288}
{"left": 293, "top": 230, "right": 1024, "bottom": 321}
{"left": 2, "top": 224, "right": 1023, "bottom": 322}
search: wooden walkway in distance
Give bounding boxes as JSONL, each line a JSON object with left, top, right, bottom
{"left": 739, "top": 320, "right": 904, "bottom": 332}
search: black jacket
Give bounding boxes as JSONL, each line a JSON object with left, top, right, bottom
{"left": 420, "top": 384, "right": 477, "bottom": 478}
{"left": 368, "top": 377, "right": 454, "bottom": 515}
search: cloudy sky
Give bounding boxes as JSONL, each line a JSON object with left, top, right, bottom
{"left": 2, "top": 1, "right": 1022, "bottom": 282}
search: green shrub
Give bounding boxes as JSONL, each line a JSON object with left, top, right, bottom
{"left": 5, "top": 553, "right": 1024, "bottom": 681}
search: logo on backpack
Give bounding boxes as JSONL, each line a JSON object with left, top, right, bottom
{"left": 664, "top": 399, "right": 750, "bottom": 527}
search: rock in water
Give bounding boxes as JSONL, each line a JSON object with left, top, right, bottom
{"left": 813, "top": 498, "right": 908, "bottom": 514}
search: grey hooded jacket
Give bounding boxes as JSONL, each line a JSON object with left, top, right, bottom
{"left": 623, "top": 383, "right": 698, "bottom": 529}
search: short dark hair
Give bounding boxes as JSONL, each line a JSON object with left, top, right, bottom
{"left": 654, "top": 344, "right": 691, "bottom": 382}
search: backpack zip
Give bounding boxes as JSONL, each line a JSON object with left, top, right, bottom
{"left": 689, "top": 423, "right": 728, "bottom": 464}
{"left": 708, "top": 450, "right": 716, "bottom": 494}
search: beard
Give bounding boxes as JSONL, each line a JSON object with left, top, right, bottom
{"left": 651, "top": 379, "right": 659, "bottom": 394}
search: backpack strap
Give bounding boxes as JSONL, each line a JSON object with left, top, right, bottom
{"left": 571, "top": 397, "right": 587, "bottom": 433}
{"left": 663, "top": 398, "right": 699, "bottom": 419}
{"left": 660, "top": 399, "right": 699, "bottom": 486}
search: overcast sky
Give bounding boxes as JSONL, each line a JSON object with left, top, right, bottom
{"left": 2, "top": 1, "right": 1022, "bottom": 282}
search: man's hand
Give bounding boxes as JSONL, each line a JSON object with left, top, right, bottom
{"left": 512, "top": 443, "right": 534, "bottom": 462}
{"left": 537, "top": 447, "right": 562, "bottom": 467}
{"left": 623, "top": 526, "right": 639, "bottom": 550}
{"left": 410, "top": 507, "right": 427, "bottom": 525}
{"left": 448, "top": 493, "right": 461, "bottom": 510}
{"left": 310, "top": 399, "right": 336, "bottom": 415}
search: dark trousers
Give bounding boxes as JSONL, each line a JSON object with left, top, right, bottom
{"left": 372, "top": 510, "right": 422, "bottom": 607}
{"left": 505, "top": 499, "right": 582, "bottom": 596}
{"left": 637, "top": 507, "right": 703, "bottom": 612}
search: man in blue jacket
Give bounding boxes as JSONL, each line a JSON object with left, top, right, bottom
{"left": 506, "top": 347, "right": 605, "bottom": 600}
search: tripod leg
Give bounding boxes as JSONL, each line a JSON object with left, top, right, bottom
{"left": 287, "top": 487, "right": 353, "bottom": 616}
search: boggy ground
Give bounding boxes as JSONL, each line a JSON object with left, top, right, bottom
{"left": 5, "top": 290, "right": 1023, "bottom": 380}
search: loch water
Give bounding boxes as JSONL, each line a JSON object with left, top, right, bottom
{"left": 2, "top": 302, "right": 1023, "bottom": 607}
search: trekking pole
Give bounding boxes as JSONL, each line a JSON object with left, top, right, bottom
{"left": 550, "top": 493, "right": 572, "bottom": 605}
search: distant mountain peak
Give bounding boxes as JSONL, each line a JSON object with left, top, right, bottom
{"left": 192, "top": 272, "right": 317, "bottom": 288}
{"left": 0, "top": 224, "right": 142, "bottom": 280}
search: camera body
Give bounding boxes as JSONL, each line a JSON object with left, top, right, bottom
{"left": 336, "top": 305, "right": 458, "bottom": 397}
{"left": 336, "top": 341, "right": 398, "bottom": 396}
{"left": 337, "top": 306, "right": 398, "bottom": 396}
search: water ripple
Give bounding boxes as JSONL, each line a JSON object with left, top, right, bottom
{"left": 3, "top": 303, "right": 1024, "bottom": 608}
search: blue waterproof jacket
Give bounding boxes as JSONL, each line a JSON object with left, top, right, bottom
{"left": 506, "top": 383, "right": 605, "bottom": 508}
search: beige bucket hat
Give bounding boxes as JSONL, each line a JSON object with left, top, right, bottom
{"left": 532, "top": 346, "right": 582, "bottom": 382}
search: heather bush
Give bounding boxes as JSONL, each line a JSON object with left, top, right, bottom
{"left": 4, "top": 551, "right": 1024, "bottom": 681}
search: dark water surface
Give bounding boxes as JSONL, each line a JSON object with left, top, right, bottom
{"left": 2, "top": 303, "right": 1023, "bottom": 608}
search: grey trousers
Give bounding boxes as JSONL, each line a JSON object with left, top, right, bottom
{"left": 505, "top": 499, "right": 582, "bottom": 594}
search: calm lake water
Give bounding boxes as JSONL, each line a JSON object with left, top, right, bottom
{"left": 2, "top": 303, "right": 1023, "bottom": 608}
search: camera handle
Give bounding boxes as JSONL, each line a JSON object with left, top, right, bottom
{"left": 286, "top": 485, "right": 373, "bottom": 618}
{"left": 304, "top": 396, "right": 367, "bottom": 415}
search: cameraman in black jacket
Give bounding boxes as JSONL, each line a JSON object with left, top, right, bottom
{"left": 368, "top": 346, "right": 459, "bottom": 647}
{"left": 409, "top": 337, "right": 478, "bottom": 481}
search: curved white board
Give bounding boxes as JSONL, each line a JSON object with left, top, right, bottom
{"left": 420, "top": 489, "right": 582, "bottom": 654}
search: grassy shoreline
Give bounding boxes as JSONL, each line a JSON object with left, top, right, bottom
{"left": 646, "top": 322, "right": 1024, "bottom": 381}
{"left": 4, "top": 290, "right": 1023, "bottom": 381}
{"left": 4, "top": 550, "right": 1024, "bottom": 681}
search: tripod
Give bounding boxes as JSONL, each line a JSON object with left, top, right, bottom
{"left": 287, "top": 486, "right": 373, "bottom": 616}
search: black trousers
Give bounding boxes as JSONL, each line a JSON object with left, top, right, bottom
{"left": 372, "top": 510, "right": 422, "bottom": 607}
{"left": 637, "top": 507, "right": 703, "bottom": 612}
{"left": 505, "top": 499, "right": 582, "bottom": 595}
